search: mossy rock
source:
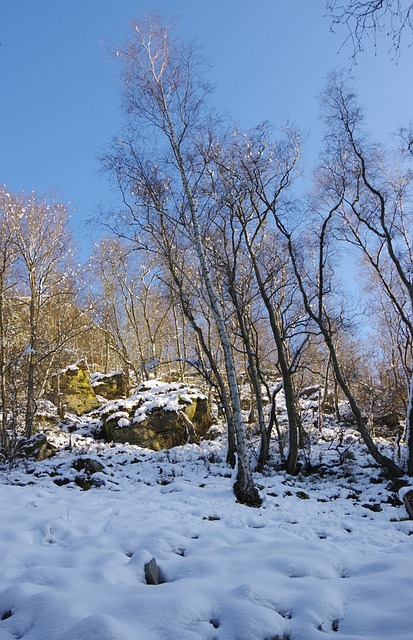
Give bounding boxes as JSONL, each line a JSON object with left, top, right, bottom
{"left": 104, "top": 407, "right": 197, "bottom": 449}
{"left": 183, "top": 396, "right": 211, "bottom": 434}
{"left": 34, "top": 406, "right": 59, "bottom": 428}
{"left": 48, "top": 360, "right": 100, "bottom": 416}
{"left": 72, "top": 457, "right": 105, "bottom": 475}
{"left": 101, "top": 384, "right": 211, "bottom": 450}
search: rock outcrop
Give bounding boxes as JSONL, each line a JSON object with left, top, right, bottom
{"left": 100, "top": 381, "right": 212, "bottom": 450}
{"left": 48, "top": 360, "right": 100, "bottom": 416}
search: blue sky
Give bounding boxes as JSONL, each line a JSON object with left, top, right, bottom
{"left": 1, "top": 0, "right": 412, "bottom": 259}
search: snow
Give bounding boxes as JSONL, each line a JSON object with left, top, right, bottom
{"left": 0, "top": 415, "right": 412, "bottom": 639}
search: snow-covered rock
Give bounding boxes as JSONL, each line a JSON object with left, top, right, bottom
{"left": 91, "top": 371, "right": 128, "bottom": 400}
{"left": 100, "top": 380, "right": 211, "bottom": 450}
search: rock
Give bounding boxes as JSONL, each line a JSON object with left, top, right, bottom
{"left": 74, "top": 475, "right": 105, "bottom": 491}
{"left": 48, "top": 360, "right": 100, "bottom": 416}
{"left": 183, "top": 395, "right": 211, "bottom": 436}
{"left": 144, "top": 558, "right": 162, "bottom": 585}
{"left": 299, "top": 385, "right": 320, "bottom": 399}
{"left": 72, "top": 457, "right": 105, "bottom": 491}
{"left": 403, "top": 490, "right": 413, "bottom": 519}
{"left": 103, "top": 406, "right": 194, "bottom": 450}
{"left": 372, "top": 412, "right": 403, "bottom": 437}
{"left": 91, "top": 371, "right": 128, "bottom": 400}
{"left": 34, "top": 399, "right": 59, "bottom": 428}
{"left": 16, "top": 433, "right": 55, "bottom": 461}
{"left": 100, "top": 381, "right": 212, "bottom": 450}
{"left": 72, "top": 457, "right": 105, "bottom": 475}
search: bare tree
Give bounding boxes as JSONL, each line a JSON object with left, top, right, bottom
{"left": 92, "top": 238, "right": 174, "bottom": 382}
{"left": 207, "top": 124, "right": 306, "bottom": 474}
{"left": 358, "top": 249, "right": 412, "bottom": 429}
{"left": 274, "top": 189, "right": 404, "bottom": 476}
{"left": 321, "top": 73, "right": 412, "bottom": 473}
{"left": 106, "top": 15, "right": 261, "bottom": 505}
{"left": 3, "top": 191, "right": 79, "bottom": 438}
{"left": 326, "top": 0, "right": 413, "bottom": 58}
{"left": 283, "top": 71, "right": 408, "bottom": 476}
{"left": 205, "top": 200, "right": 273, "bottom": 471}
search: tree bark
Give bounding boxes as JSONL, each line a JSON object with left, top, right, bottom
{"left": 407, "top": 373, "right": 413, "bottom": 476}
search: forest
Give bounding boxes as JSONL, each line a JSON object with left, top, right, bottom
{"left": 1, "top": 11, "right": 413, "bottom": 507}
{"left": 1, "top": 5, "right": 413, "bottom": 640}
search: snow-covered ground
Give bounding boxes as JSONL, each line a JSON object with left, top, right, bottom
{"left": 0, "top": 413, "right": 412, "bottom": 639}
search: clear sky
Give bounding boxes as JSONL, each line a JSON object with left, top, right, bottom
{"left": 1, "top": 0, "right": 412, "bottom": 260}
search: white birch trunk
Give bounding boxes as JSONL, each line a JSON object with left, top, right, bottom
{"left": 172, "top": 142, "right": 260, "bottom": 505}
{"left": 120, "top": 22, "right": 261, "bottom": 505}
{"left": 407, "top": 371, "right": 413, "bottom": 475}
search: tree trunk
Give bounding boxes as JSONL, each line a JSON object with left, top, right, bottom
{"left": 25, "top": 280, "right": 37, "bottom": 439}
{"left": 407, "top": 373, "right": 413, "bottom": 476}
{"left": 244, "top": 242, "right": 300, "bottom": 474}
{"left": 0, "top": 278, "right": 9, "bottom": 451}
{"left": 323, "top": 328, "right": 403, "bottom": 477}
{"left": 228, "top": 283, "right": 268, "bottom": 472}
{"left": 191, "top": 312, "right": 237, "bottom": 468}
{"left": 280, "top": 217, "right": 404, "bottom": 478}
{"left": 169, "top": 129, "right": 261, "bottom": 506}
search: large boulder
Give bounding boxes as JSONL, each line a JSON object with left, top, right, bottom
{"left": 48, "top": 360, "right": 100, "bottom": 416}
{"left": 100, "top": 381, "right": 212, "bottom": 450}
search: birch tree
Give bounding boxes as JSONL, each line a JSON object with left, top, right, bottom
{"left": 319, "top": 72, "right": 412, "bottom": 474}
{"left": 326, "top": 0, "right": 413, "bottom": 58}
{"left": 204, "top": 124, "right": 305, "bottom": 474}
{"left": 107, "top": 15, "right": 261, "bottom": 505}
